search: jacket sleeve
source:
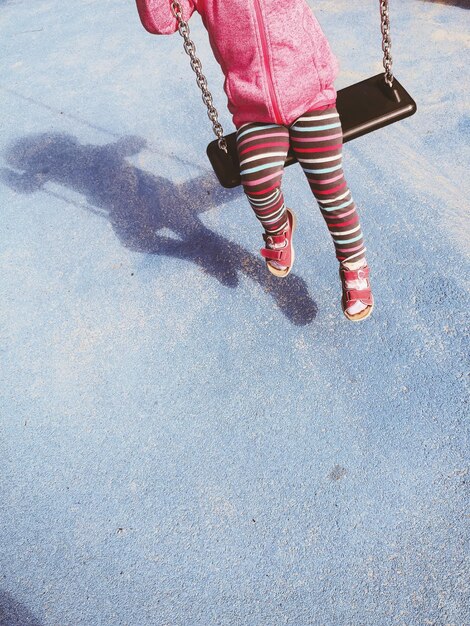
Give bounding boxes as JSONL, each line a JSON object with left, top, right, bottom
{"left": 135, "top": 0, "right": 195, "bottom": 35}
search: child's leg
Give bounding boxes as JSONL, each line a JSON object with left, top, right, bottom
{"left": 288, "top": 106, "right": 366, "bottom": 265}
{"left": 236, "top": 122, "right": 290, "bottom": 236}
{"left": 289, "top": 105, "right": 372, "bottom": 317}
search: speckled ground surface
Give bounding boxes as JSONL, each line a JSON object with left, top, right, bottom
{"left": 1, "top": 1, "right": 469, "bottom": 625}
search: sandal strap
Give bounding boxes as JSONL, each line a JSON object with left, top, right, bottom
{"left": 340, "top": 265, "right": 370, "bottom": 282}
{"left": 260, "top": 246, "right": 287, "bottom": 261}
{"left": 263, "top": 232, "right": 288, "bottom": 246}
{"left": 344, "top": 288, "right": 373, "bottom": 306}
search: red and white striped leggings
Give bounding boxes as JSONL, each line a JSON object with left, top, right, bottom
{"left": 236, "top": 104, "right": 366, "bottom": 264}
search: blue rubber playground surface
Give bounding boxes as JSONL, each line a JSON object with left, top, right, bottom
{"left": 1, "top": 1, "right": 469, "bottom": 624}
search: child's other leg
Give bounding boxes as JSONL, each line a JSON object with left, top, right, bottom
{"left": 289, "top": 106, "right": 372, "bottom": 316}
{"left": 237, "top": 122, "right": 295, "bottom": 277}
{"left": 236, "top": 122, "right": 291, "bottom": 271}
{"left": 288, "top": 106, "right": 365, "bottom": 264}
{"left": 236, "top": 122, "right": 290, "bottom": 235}
{"left": 237, "top": 122, "right": 293, "bottom": 276}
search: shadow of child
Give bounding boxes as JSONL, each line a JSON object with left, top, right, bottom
{"left": 1, "top": 133, "right": 317, "bottom": 325}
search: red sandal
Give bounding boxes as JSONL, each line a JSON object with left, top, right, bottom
{"left": 339, "top": 262, "right": 374, "bottom": 321}
{"left": 260, "top": 208, "right": 296, "bottom": 278}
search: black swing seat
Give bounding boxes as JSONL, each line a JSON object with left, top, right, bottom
{"left": 206, "top": 73, "right": 417, "bottom": 189}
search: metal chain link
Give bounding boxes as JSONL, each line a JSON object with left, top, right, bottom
{"left": 380, "top": 0, "right": 394, "bottom": 87}
{"left": 170, "top": 0, "right": 228, "bottom": 153}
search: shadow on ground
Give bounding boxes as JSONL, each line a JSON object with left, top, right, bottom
{"left": 1, "top": 133, "right": 318, "bottom": 325}
{"left": 0, "top": 590, "right": 42, "bottom": 626}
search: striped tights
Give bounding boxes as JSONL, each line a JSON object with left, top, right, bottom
{"left": 235, "top": 105, "right": 366, "bottom": 265}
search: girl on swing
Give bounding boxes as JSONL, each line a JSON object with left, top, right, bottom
{"left": 135, "top": 0, "right": 374, "bottom": 321}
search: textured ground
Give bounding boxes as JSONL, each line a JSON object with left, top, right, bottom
{"left": 0, "top": 1, "right": 469, "bottom": 625}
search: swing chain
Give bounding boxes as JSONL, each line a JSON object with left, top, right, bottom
{"left": 380, "top": 0, "right": 394, "bottom": 87}
{"left": 170, "top": 0, "right": 228, "bottom": 153}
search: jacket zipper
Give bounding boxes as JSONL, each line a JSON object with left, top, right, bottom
{"left": 253, "top": 0, "right": 283, "bottom": 125}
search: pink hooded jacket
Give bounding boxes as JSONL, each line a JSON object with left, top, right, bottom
{"left": 135, "top": 0, "right": 340, "bottom": 129}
